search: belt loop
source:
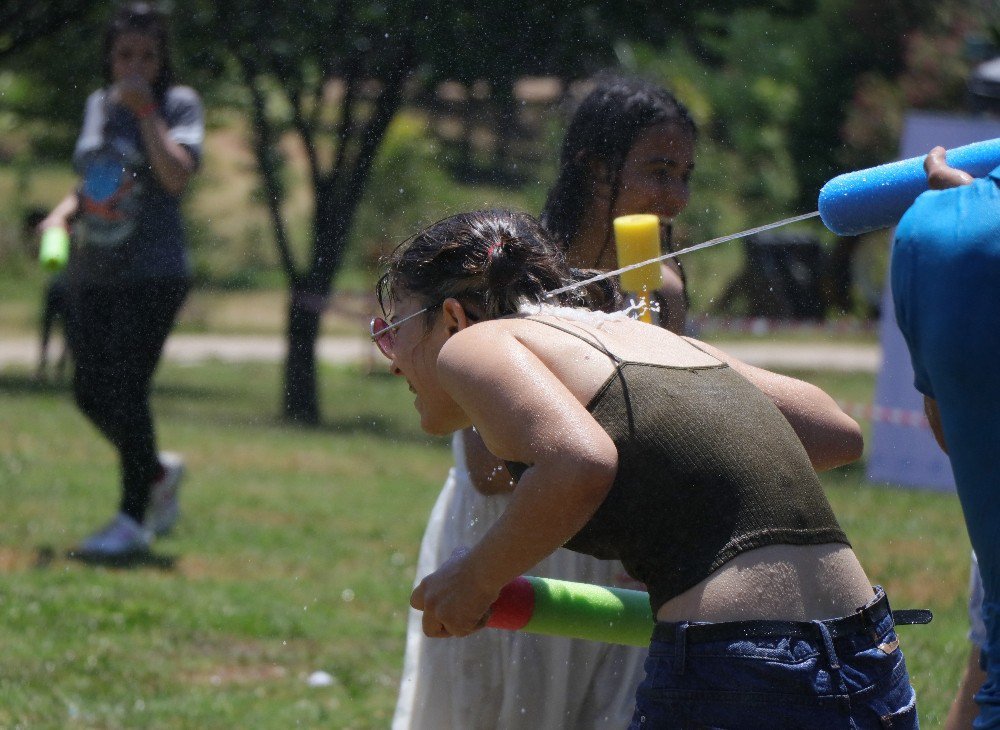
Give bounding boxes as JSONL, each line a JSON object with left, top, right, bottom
{"left": 814, "top": 620, "right": 842, "bottom": 672}
{"left": 673, "top": 623, "right": 688, "bottom": 675}
{"left": 875, "top": 585, "right": 890, "bottom": 618}
{"left": 860, "top": 585, "right": 886, "bottom": 642}
{"left": 815, "top": 619, "right": 851, "bottom": 712}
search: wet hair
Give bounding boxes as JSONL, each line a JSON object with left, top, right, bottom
{"left": 376, "top": 209, "right": 620, "bottom": 323}
{"left": 102, "top": 3, "right": 174, "bottom": 101}
{"left": 540, "top": 74, "right": 697, "bottom": 252}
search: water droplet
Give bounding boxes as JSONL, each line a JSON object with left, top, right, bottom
{"left": 307, "top": 670, "right": 335, "bottom": 687}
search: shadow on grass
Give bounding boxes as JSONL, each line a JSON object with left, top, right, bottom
{"left": 2, "top": 369, "right": 433, "bottom": 444}
{"left": 56, "top": 546, "right": 178, "bottom": 571}
{"left": 160, "top": 404, "right": 437, "bottom": 446}
{"left": 0, "top": 373, "right": 72, "bottom": 394}
{"left": 313, "top": 414, "right": 435, "bottom": 445}
{"left": 0, "top": 372, "right": 232, "bottom": 402}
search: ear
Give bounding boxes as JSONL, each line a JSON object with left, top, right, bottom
{"left": 441, "top": 298, "right": 473, "bottom": 335}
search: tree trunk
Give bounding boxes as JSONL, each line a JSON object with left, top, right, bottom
{"left": 278, "top": 43, "right": 413, "bottom": 424}
{"left": 283, "top": 288, "right": 323, "bottom": 424}
{"left": 282, "top": 195, "right": 352, "bottom": 424}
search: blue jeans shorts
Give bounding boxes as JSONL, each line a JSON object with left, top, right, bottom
{"left": 629, "top": 586, "right": 926, "bottom": 729}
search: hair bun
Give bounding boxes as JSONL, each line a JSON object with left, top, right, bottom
{"left": 379, "top": 209, "right": 572, "bottom": 321}
{"left": 483, "top": 232, "right": 527, "bottom": 302}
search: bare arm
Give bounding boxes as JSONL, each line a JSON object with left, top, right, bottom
{"left": 137, "top": 112, "right": 196, "bottom": 196}
{"left": 684, "top": 338, "right": 864, "bottom": 471}
{"left": 924, "top": 396, "right": 948, "bottom": 453}
{"left": 654, "top": 260, "right": 687, "bottom": 334}
{"left": 38, "top": 191, "right": 80, "bottom": 232}
{"left": 114, "top": 76, "right": 196, "bottom": 196}
{"left": 411, "top": 327, "right": 618, "bottom": 637}
{"left": 943, "top": 644, "right": 985, "bottom": 730}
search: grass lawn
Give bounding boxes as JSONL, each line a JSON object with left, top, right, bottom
{"left": 0, "top": 361, "right": 972, "bottom": 728}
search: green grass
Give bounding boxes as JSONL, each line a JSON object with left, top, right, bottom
{"left": 0, "top": 362, "right": 973, "bottom": 728}
{"left": 0, "top": 362, "right": 450, "bottom": 729}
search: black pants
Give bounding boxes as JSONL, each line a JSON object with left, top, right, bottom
{"left": 65, "top": 278, "right": 189, "bottom": 523}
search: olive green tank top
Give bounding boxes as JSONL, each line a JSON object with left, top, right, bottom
{"left": 504, "top": 317, "right": 850, "bottom": 613}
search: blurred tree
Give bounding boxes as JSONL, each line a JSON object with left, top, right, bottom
{"left": 204, "top": 0, "right": 817, "bottom": 423}
{"left": 842, "top": 2, "right": 994, "bottom": 167}
{"left": 781, "top": 0, "right": 933, "bottom": 204}
{"left": 0, "top": 3, "right": 109, "bottom": 161}
{"left": 633, "top": 0, "right": 964, "bottom": 212}
{"left": 199, "top": 0, "right": 424, "bottom": 422}
{"left": 2, "top": 0, "right": 844, "bottom": 423}
{"left": 0, "top": 1, "right": 102, "bottom": 62}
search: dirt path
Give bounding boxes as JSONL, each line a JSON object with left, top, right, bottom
{"left": 0, "top": 334, "right": 880, "bottom": 372}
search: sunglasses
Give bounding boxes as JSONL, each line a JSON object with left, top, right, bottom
{"left": 369, "top": 305, "right": 435, "bottom": 358}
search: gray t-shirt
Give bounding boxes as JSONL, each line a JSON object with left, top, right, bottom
{"left": 70, "top": 85, "right": 204, "bottom": 283}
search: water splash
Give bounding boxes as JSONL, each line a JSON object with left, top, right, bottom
{"left": 620, "top": 295, "right": 661, "bottom": 320}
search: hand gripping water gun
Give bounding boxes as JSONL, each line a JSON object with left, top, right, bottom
{"left": 485, "top": 575, "right": 654, "bottom": 647}
{"left": 39, "top": 226, "right": 70, "bottom": 272}
{"left": 818, "top": 138, "right": 1000, "bottom": 236}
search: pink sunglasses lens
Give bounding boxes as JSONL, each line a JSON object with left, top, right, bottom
{"left": 372, "top": 317, "right": 393, "bottom": 357}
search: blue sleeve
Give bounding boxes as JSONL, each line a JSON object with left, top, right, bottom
{"left": 891, "top": 200, "right": 936, "bottom": 399}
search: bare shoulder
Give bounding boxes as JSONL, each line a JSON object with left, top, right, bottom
{"left": 445, "top": 319, "right": 521, "bottom": 347}
{"left": 681, "top": 336, "right": 730, "bottom": 361}
{"left": 437, "top": 321, "right": 522, "bottom": 374}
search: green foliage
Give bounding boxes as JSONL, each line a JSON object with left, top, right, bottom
{"left": 617, "top": 0, "right": 992, "bottom": 260}
{"left": 630, "top": 14, "right": 804, "bottom": 223}
{"left": 0, "top": 1, "right": 101, "bottom": 61}
{"left": 2, "top": 1, "right": 991, "bottom": 339}
{"left": 346, "top": 111, "right": 551, "bottom": 280}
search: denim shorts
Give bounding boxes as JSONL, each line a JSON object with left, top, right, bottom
{"left": 629, "top": 587, "right": 921, "bottom": 729}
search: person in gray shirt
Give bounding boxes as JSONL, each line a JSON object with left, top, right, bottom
{"left": 38, "top": 3, "right": 204, "bottom": 560}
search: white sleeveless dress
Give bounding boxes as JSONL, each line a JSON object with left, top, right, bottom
{"left": 392, "top": 429, "right": 647, "bottom": 730}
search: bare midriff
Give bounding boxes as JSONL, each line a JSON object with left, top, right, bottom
{"left": 655, "top": 543, "right": 875, "bottom": 624}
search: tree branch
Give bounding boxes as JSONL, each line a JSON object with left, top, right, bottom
{"left": 241, "top": 60, "right": 300, "bottom": 285}
{"left": 343, "top": 42, "right": 416, "bottom": 209}
{"left": 0, "top": 0, "right": 99, "bottom": 62}
{"left": 331, "top": 54, "right": 362, "bottom": 182}
{"left": 290, "top": 84, "right": 321, "bottom": 190}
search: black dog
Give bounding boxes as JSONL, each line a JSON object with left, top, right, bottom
{"left": 25, "top": 210, "right": 72, "bottom": 381}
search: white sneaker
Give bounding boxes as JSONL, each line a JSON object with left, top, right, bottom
{"left": 148, "top": 451, "right": 185, "bottom": 536}
{"left": 73, "top": 512, "right": 151, "bottom": 559}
